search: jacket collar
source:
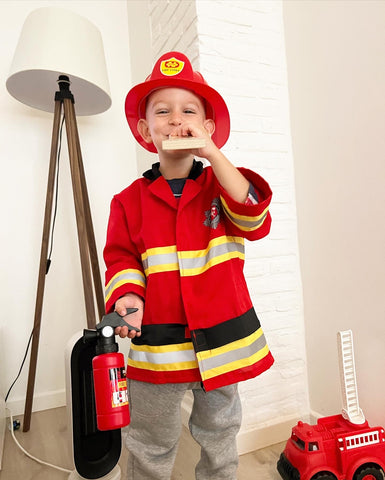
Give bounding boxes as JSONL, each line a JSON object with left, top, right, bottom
{"left": 142, "top": 159, "right": 204, "bottom": 181}
{"left": 144, "top": 160, "right": 204, "bottom": 210}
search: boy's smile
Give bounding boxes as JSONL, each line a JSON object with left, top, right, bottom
{"left": 137, "top": 88, "right": 212, "bottom": 156}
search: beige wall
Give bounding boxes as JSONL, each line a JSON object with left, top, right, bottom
{"left": 283, "top": 0, "right": 385, "bottom": 424}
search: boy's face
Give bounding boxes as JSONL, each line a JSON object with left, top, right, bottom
{"left": 137, "top": 87, "right": 213, "bottom": 155}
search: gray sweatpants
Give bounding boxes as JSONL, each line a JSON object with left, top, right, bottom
{"left": 125, "top": 380, "right": 242, "bottom": 480}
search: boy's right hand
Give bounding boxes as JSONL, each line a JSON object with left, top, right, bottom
{"left": 114, "top": 293, "right": 143, "bottom": 338}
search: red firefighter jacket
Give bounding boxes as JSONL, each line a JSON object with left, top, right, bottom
{"left": 104, "top": 162, "right": 273, "bottom": 391}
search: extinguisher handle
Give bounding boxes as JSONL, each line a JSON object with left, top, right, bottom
{"left": 97, "top": 308, "right": 140, "bottom": 332}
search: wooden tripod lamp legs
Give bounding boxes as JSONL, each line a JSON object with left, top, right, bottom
{"left": 23, "top": 88, "right": 104, "bottom": 432}
{"left": 22, "top": 100, "right": 62, "bottom": 433}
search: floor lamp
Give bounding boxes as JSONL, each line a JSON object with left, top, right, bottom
{"left": 6, "top": 7, "right": 112, "bottom": 432}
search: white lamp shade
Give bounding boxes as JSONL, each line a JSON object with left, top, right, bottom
{"left": 6, "top": 7, "right": 111, "bottom": 116}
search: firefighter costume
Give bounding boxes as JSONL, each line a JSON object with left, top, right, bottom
{"left": 104, "top": 163, "right": 273, "bottom": 392}
{"left": 104, "top": 51, "right": 274, "bottom": 392}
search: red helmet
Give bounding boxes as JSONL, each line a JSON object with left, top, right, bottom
{"left": 124, "top": 51, "right": 230, "bottom": 153}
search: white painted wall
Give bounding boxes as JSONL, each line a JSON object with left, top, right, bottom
{"left": 0, "top": 1, "right": 136, "bottom": 415}
{"left": 283, "top": 0, "right": 385, "bottom": 426}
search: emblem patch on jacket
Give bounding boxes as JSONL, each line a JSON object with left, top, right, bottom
{"left": 204, "top": 197, "right": 221, "bottom": 229}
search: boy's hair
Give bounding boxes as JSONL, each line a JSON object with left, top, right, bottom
{"left": 125, "top": 51, "right": 230, "bottom": 153}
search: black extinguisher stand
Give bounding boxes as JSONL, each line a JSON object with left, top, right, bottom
{"left": 65, "top": 309, "right": 138, "bottom": 479}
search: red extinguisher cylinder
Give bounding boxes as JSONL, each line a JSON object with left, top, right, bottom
{"left": 92, "top": 352, "right": 130, "bottom": 431}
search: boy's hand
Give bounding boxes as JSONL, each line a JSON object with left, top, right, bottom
{"left": 114, "top": 293, "right": 143, "bottom": 338}
{"left": 168, "top": 120, "right": 217, "bottom": 160}
{"left": 169, "top": 121, "right": 250, "bottom": 203}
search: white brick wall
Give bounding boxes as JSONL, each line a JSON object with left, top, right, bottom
{"left": 147, "top": 0, "right": 309, "bottom": 452}
{"left": 149, "top": 0, "right": 200, "bottom": 64}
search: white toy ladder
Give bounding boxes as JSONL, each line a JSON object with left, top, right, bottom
{"left": 337, "top": 330, "right": 366, "bottom": 424}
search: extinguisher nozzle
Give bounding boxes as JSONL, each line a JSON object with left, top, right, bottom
{"left": 83, "top": 328, "right": 98, "bottom": 343}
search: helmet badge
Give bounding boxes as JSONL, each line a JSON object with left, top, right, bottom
{"left": 160, "top": 57, "right": 185, "bottom": 76}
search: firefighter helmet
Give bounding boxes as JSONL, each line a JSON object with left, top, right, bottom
{"left": 124, "top": 51, "right": 230, "bottom": 153}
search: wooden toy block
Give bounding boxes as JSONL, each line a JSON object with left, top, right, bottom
{"left": 162, "top": 137, "right": 206, "bottom": 150}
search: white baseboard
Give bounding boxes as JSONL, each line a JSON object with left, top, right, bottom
{"left": 5, "top": 389, "right": 66, "bottom": 417}
{"left": 181, "top": 392, "right": 311, "bottom": 455}
{"left": 236, "top": 416, "right": 295, "bottom": 455}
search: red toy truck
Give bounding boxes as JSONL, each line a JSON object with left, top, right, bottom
{"left": 277, "top": 331, "right": 385, "bottom": 480}
{"left": 277, "top": 414, "right": 385, "bottom": 480}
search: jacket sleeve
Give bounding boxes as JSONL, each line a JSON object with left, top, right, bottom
{"left": 103, "top": 196, "right": 146, "bottom": 313}
{"left": 219, "top": 167, "right": 272, "bottom": 241}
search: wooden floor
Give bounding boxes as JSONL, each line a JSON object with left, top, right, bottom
{"left": 0, "top": 407, "right": 284, "bottom": 479}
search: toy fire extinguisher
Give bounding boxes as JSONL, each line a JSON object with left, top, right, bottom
{"left": 83, "top": 308, "right": 139, "bottom": 431}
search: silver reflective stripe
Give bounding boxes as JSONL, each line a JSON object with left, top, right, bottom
{"left": 223, "top": 207, "right": 269, "bottom": 231}
{"left": 142, "top": 236, "right": 244, "bottom": 277}
{"left": 142, "top": 251, "right": 179, "bottom": 273}
{"left": 178, "top": 241, "right": 244, "bottom": 273}
{"left": 199, "top": 333, "right": 267, "bottom": 374}
{"left": 105, "top": 269, "right": 146, "bottom": 302}
{"left": 129, "top": 347, "right": 197, "bottom": 365}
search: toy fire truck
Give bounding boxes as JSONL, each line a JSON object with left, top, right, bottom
{"left": 277, "top": 330, "right": 385, "bottom": 480}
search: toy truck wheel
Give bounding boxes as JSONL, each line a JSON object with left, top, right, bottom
{"left": 355, "top": 466, "right": 384, "bottom": 480}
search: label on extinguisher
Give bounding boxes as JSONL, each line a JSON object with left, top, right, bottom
{"left": 109, "top": 367, "right": 129, "bottom": 408}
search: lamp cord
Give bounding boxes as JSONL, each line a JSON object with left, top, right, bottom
{"left": 4, "top": 323, "right": 72, "bottom": 474}
{"left": 5, "top": 407, "right": 72, "bottom": 474}
{"left": 46, "top": 113, "right": 65, "bottom": 274}
{"left": 4, "top": 330, "right": 33, "bottom": 403}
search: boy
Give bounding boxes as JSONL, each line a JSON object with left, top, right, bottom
{"left": 104, "top": 52, "right": 273, "bottom": 480}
